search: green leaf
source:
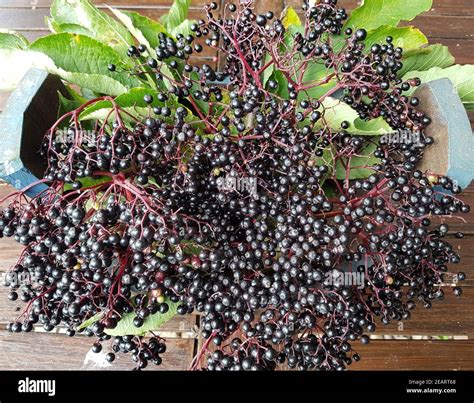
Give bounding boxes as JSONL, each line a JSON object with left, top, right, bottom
{"left": 364, "top": 26, "right": 428, "bottom": 53}
{"left": 269, "top": 70, "right": 290, "bottom": 99}
{"left": 283, "top": 23, "right": 304, "bottom": 50}
{"left": 77, "top": 312, "right": 104, "bottom": 330}
{"left": 160, "top": 0, "right": 191, "bottom": 32}
{"left": 345, "top": 0, "right": 432, "bottom": 31}
{"left": 159, "top": 61, "right": 179, "bottom": 91}
{"left": 50, "top": 0, "right": 133, "bottom": 53}
{"left": 66, "top": 85, "right": 88, "bottom": 105}
{"left": 64, "top": 175, "right": 112, "bottom": 192}
{"left": 105, "top": 298, "right": 179, "bottom": 336}
{"left": 403, "top": 65, "right": 474, "bottom": 108}
{"left": 335, "top": 142, "right": 380, "bottom": 180}
{"left": 47, "top": 17, "right": 95, "bottom": 37}
{"left": 56, "top": 86, "right": 89, "bottom": 127}
{"left": 170, "top": 19, "right": 196, "bottom": 38}
{"left": 298, "top": 62, "right": 337, "bottom": 100}
{"left": 0, "top": 34, "right": 130, "bottom": 93}
{"left": 0, "top": 29, "right": 28, "bottom": 49}
{"left": 465, "top": 104, "right": 474, "bottom": 112}
{"left": 109, "top": 8, "right": 166, "bottom": 50}
{"left": 29, "top": 33, "right": 141, "bottom": 95}
{"left": 282, "top": 7, "right": 302, "bottom": 29}
{"left": 261, "top": 53, "right": 274, "bottom": 88}
{"left": 57, "top": 92, "right": 82, "bottom": 116}
{"left": 80, "top": 87, "right": 98, "bottom": 100}
{"left": 353, "top": 117, "right": 394, "bottom": 135}
{"left": 322, "top": 183, "right": 338, "bottom": 199}
{"left": 181, "top": 240, "right": 202, "bottom": 256}
{"left": 313, "top": 145, "right": 337, "bottom": 177}
{"left": 62, "top": 73, "right": 129, "bottom": 97}
{"left": 317, "top": 97, "right": 393, "bottom": 135}
{"left": 398, "top": 44, "right": 455, "bottom": 76}
{"left": 333, "top": 25, "right": 427, "bottom": 58}
{"left": 79, "top": 87, "right": 166, "bottom": 120}
{"left": 188, "top": 70, "right": 210, "bottom": 115}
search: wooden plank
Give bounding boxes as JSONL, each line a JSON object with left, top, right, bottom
{"left": 252, "top": 0, "right": 283, "bottom": 16}
{"left": 0, "top": 8, "right": 210, "bottom": 30}
{"left": 428, "top": 0, "right": 474, "bottom": 15}
{"left": 374, "top": 287, "right": 474, "bottom": 337}
{"left": 429, "top": 184, "right": 474, "bottom": 234}
{"left": 468, "top": 112, "right": 474, "bottom": 130}
{"left": 0, "top": 0, "right": 472, "bottom": 15}
{"left": 351, "top": 340, "right": 474, "bottom": 370}
{"left": 287, "top": 0, "right": 474, "bottom": 15}
{"left": 0, "top": 9, "right": 61, "bottom": 29}
{"left": 0, "top": 0, "right": 210, "bottom": 8}
{"left": 194, "top": 334, "right": 474, "bottom": 371}
{"left": 0, "top": 330, "right": 194, "bottom": 370}
{"left": 448, "top": 236, "right": 474, "bottom": 285}
{"left": 402, "top": 15, "right": 474, "bottom": 40}
{"left": 0, "top": 183, "right": 17, "bottom": 204}
{"left": 0, "top": 92, "right": 10, "bottom": 112}
{"left": 0, "top": 238, "right": 23, "bottom": 272}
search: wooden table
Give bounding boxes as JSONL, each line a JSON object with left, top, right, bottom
{"left": 0, "top": 0, "right": 473, "bottom": 371}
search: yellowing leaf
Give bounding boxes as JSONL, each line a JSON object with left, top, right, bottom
{"left": 282, "top": 7, "right": 302, "bottom": 29}
{"left": 317, "top": 97, "right": 393, "bottom": 135}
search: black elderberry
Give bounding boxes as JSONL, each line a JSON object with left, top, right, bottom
{"left": 355, "top": 29, "right": 367, "bottom": 41}
{"left": 256, "top": 15, "right": 267, "bottom": 26}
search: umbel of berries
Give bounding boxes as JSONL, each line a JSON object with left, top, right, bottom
{"left": 0, "top": 0, "right": 469, "bottom": 371}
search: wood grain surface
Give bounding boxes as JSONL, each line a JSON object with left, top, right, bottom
{"left": 351, "top": 340, "right": 474, "bottom": 370}
{"left": 0, "top": 330, "right": 195, "bottom": 370}
{"left": 0, "top": 0, "right": 473, "bottom": 371}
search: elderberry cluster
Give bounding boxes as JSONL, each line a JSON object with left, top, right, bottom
{"left": 0, "top": 0, "right": 469, "bottom": 371}
{"left": 304, "top": 0, "right": 348, "bottom": 37}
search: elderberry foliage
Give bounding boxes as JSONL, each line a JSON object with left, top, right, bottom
{"left": 0, "top": 0, "right": 471, "bottom": 371}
